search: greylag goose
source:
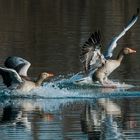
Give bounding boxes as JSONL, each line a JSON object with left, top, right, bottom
{"left": 79, "top": 9, "right": 138, "bottom": 85}
{"left": 0, "top": 57, "right": 54, "bottom": 92}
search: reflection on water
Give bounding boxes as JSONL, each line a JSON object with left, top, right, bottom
{"left": 81, "top": 98, "right": 140, "bottom": 140}
{"left": 0, "top": 0, "right": 140, "bottom": 140}
{"left": 1, "top": 98, "right": 140, "bottom": 139}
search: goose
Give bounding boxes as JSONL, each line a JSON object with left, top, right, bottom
{"left": 0, "top": 57, "right": 54, "bottom": 92}
{"left": 79, "top": 9, "right": 138, "bottom": 85}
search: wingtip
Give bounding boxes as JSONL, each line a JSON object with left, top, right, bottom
{"left": 90, "top": 30, "right": 101, "bottom": 45}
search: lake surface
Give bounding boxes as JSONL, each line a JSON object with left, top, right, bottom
{"left": 0, "top": 0, "right": 140, "bottom": 140}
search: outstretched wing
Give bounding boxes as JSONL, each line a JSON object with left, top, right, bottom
{"left": 104, "top": 8, "right": 139, "bottom": 59}
{"left": 0, "top": 67, "right": 23, "bottom": 87}
{"left": 4, "top": 56, "right": 31, "bottom": 76}
{"left": 80, "top": 31, "right": 105, "bottom": 73}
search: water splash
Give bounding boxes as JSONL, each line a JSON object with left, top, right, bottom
{"left": 0, "top": 73, "right": 139, "bottom": 99}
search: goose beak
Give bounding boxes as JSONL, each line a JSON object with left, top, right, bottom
{"left": 129, "top": 48, "right": 136, "bottom": 53}
{"left": 47, "top": 73, "right": 54, "bottom": 77}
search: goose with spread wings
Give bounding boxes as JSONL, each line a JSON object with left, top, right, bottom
{"left": 79, "top": 9, "right": 138, "bottom": 85}
{"left": 0, "top": 57, "right": 54, "bottom": 92}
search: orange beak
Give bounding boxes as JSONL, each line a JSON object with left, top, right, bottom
{"left": 47, "top": 73, "right": 54, "bottom": 77}
{"left": 129, "top": 48, "right": 136, "bottom": 53}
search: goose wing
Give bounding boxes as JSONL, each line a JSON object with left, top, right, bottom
{"left": 0, "top": 67, "right": 23, "bottom": 87}
{"left": 80, "top": 31, "right": 105, "bottom": 73}
{"left": 104, "top": 8, "right": 139, "bottom": 59}
{"left": 4, "top": 56, "right": 31, "bottom": 76}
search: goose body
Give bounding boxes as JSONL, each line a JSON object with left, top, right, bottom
{"left": 94, "top": 60, "right": 121, "bottom": 80}
{"left": 18, "top": 79, "right": 37, "bottom": 92}
{"left": 93, "top": 48, "right": 136, "bottom": 84}
{"left": 17, "top": 72, "right": 53, "bottom": 92}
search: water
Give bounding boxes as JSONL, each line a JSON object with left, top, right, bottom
{"left": 0, "top": 0, "right": 140, "bottom": 139}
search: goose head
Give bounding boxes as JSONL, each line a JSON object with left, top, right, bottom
{"left": 35, "top": 72, "right": 54, "bottom": 86}
{"left": 123, "top": 48, "right": 136, "bottom": 55}
{"left": 39, "top": 72, "right": 54, "bottom": 80}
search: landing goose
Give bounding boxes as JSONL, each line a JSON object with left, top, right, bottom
{"left": 0, "top": 58, "right": 54, "bottom": 92}
{"left": 79, "top": 9, "right": 138, "bottom": 85}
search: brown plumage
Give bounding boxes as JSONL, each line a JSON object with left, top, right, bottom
{"left": 93, "top": 48, "right": 136, "bottom": 85}
{"left": 0, "top": 67, "right": 54, "bottom": 92}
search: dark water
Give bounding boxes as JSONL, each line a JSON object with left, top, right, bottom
{"left": 0, "top": 0, "right": 140, "bottom": 140}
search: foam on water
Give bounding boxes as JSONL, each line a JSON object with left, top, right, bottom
{"left": 70, "top": 72, "right": 134, "bottom": 88}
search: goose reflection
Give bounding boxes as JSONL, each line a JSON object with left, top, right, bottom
{"left": 81, "top": 98, "right": 123, "bottom": 140}
{"left": 0, "top": 100, "right": 55, "bottom": 131}
{"left": 0, "top": 104, "right": 31, "bottom": 129}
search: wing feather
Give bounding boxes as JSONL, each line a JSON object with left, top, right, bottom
{"left": 4, "top": 56, "right": 31, "bottom": 76}
{"left": 80, "top": 31, "right": 105, "bottom": 73}
{"left": 0, "top": 67, "right": 22, "bottom": 87}
{"left": 104, "top": 8, "right": 139, "bottom": 59}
